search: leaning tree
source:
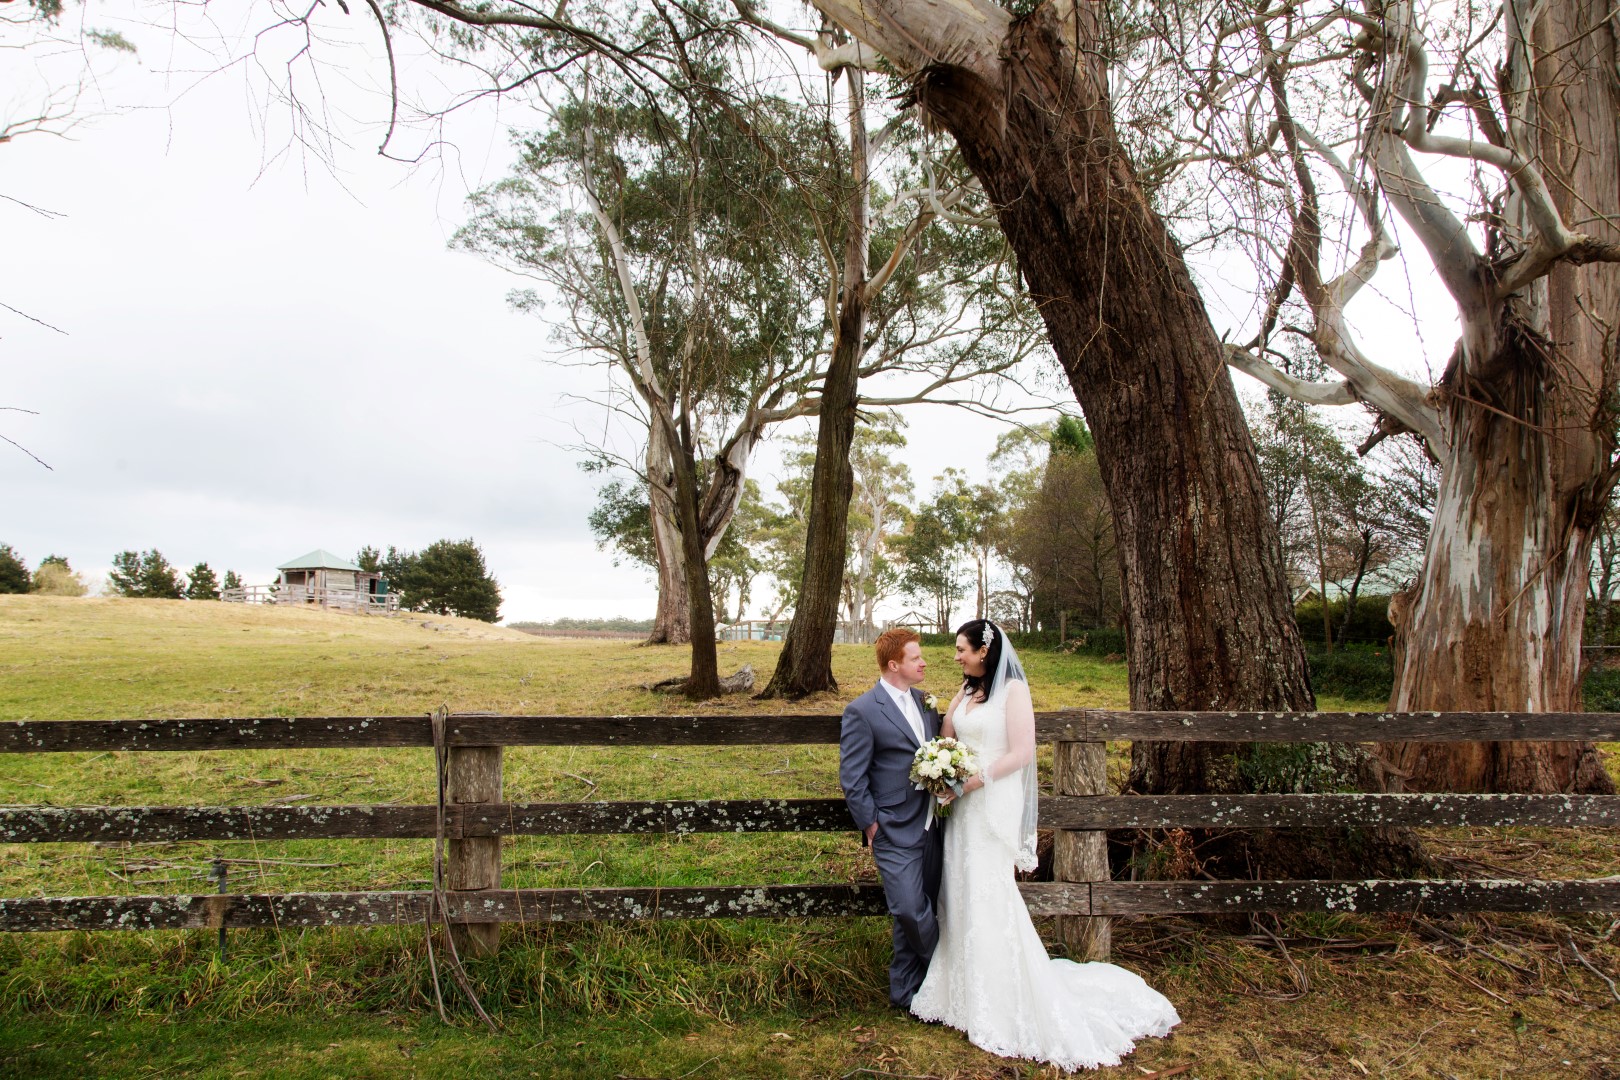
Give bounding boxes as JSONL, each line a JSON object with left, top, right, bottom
{"left": 744, "top": 3, "right": 1325, "bottom": 807}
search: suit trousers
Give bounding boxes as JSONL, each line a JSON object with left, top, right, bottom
{"left": 871, "top": 818, "right": 945, "bottom": 1007}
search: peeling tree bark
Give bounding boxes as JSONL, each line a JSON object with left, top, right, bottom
{"left": 1381, "top": 0, "right": 1620, "bottom": 795}
{"left": 647, "top": 422, "right": 691, "bottom": 646}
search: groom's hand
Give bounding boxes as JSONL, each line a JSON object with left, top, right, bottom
{"left": 865, "top": 822, "right": 879, "bottom": 844}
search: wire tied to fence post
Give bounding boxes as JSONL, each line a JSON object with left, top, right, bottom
{"left": 205, "top": 857, "right": 228, "bottom": 963}
{"left": 427, "top": 705, "right": 500, "bottom": 1032}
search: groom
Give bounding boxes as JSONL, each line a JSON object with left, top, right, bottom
{"left": 840, "top": 627, "right": 945, "bottom": 1010}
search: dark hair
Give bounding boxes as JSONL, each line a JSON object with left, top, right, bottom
{"left": 956, "top": 619, "right": 1004, "bottom": 702}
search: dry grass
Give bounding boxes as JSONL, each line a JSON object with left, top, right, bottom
{"left": 0, "top": 595, "right": 1617, "bottom": 1079}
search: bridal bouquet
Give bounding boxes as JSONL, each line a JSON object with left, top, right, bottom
{"left": 909, "top": 737, "right": 980, "bottom": 818}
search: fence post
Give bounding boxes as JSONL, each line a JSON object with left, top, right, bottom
{"left": 1052, "top": 739, "right": 1110, "bottom": 961}
{"left": 445, "top": 711, "right": 502, "bottom": 957}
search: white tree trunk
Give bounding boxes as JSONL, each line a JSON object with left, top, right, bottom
{"left": 647, "top": 424, "right": 691, "bottom": 645}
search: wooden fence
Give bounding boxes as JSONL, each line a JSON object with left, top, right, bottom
{"left": 220, "top": 585, "right": 400, "bottom": 614}
{"left": 2, "top": 709, "right": 1618, "bottom": 961}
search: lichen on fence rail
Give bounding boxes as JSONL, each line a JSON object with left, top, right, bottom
{"left": 6, "top": 709, "right": 1620, "bottom": 753}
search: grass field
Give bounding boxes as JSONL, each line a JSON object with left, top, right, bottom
{"left": 1, "top": 595, "right": 1617, "bottom": 1079}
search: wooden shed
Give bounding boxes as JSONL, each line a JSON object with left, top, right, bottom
{"left": 274, "top": 549, "right": 392, "bottom": 613}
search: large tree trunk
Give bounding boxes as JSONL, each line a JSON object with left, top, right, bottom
{"left": 759, "top": 359, "right": 859, "bottom": 696}
{"left": 759, "top": 71, "right": 869, "bottom": 699}
{"left": 1385, "top": 376, "right": 1613, "bottom": 792}
{"left": 668, "top": 413, "right": 722, "bottom": 699}
{"left": 1381, "top": 0, "right": 1618, "bottom": 795}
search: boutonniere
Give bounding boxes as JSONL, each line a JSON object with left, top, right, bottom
{"left": 923, "top": 693, "right": 940, "bottom": 714}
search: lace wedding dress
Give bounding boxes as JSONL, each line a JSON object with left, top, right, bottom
{"left": 909, "top": 687, "right": 1181, "bottom": 1071}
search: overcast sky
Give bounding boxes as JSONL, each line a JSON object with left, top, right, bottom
{"left": 3, "top": 3, "right": 1454, "bottom": 625}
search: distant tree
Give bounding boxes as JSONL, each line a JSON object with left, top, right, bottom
{"left": 935, "top": 469, "right": 1002, "bottom": 622}
{"left": 1049, "top": 415, "right": 1094, "bottom": 456}
{"left": 841, "top": 417, "right": 913, "bottom": 639}
{"left": 186, "top": 563, "right": 221, "bottom": 600}
{"left": 106, "top": 551, "right": 142, "bottom": 596}
{"left": 1000, "top": 421, "right": 1120, "bottom": 634}
{"left": 0, "top": 545, "right": 29, "bottom": 594}
{"left": 403, "top": 539, "right": 501, "bottom": 622}
{"left": 1250, "top": 390, "right": 1421, "bottom": 649}
{"left": 139, "top": 551, "right": 186, "bottom": 599}
{"left": 708, "top": 481, "right": 771, "bottom": 624}
{"left": 32, "top": 555, "right": 87, "bottom": 597}
{"left": 897, "top": 479, "right": 973, "bottom": 633}
{"left": 222, "top": 570, "right": 244, "bottom": 592}
{"left": 107, "top": 549, "right": 185, "bottom": 599}
{"left": 510, "top": 617, "right": 656, "bottom": 634}
{"left": 986, "top": 422, "right": 1059, "bottom": 630}
{"left": 363, "top": 546, "right": 420, "bottom": 605}
{"left": 761, "top": 421, "right": 913, "bottom": 636}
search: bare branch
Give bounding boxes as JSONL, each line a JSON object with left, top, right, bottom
{"left": 1226, "top": 345, "right": 1359, "bottom": 406}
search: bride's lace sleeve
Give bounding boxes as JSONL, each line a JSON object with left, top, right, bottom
{"left": 985, "top": 679, "right": 1039, "bottom": 871}
{"left": 986, "top": 680, "right": 1035, "bottom": 781}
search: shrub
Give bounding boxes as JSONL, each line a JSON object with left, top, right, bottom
{"left": 1305, "top": 646, "right": 1394, "bottom": 702}
{"left": 917, "top": 626, "right": 1127, "bottom": 657}
{"left": 1581, "top": 664, "right": 1620, "bottom": 712}
{"left": 31, "top": 562, "right": 87, "bottom": 597}
{"left": 1293, "top": 593, "right": 1396, "bottom": 648}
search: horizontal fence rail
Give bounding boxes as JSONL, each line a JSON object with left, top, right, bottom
{"left": 4, "top": 879, "right": 1618, "bottom": 934}
{"left": 7, "top": 793, "right": 1620, "bottom": 845}
{"left": 3, "top": 708, "right": 1618, "bottom": 955}
{"left": 7, "top": 710, "right": 1620, "bottom": 753}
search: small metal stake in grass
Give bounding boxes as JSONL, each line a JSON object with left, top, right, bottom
{"left": 207, "top": 857, "right": 228, "bottom": 962}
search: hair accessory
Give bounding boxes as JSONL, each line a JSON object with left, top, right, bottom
{"left": 983, "top": 623, "right": 995, "bottom": 649}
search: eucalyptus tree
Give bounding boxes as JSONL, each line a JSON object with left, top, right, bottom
{"left": 747, "top": 40, "right": 1051, "bottom": 697}
{"left": 457, "top": 53, "right": 828, "bottom": 695}
{"left": 1152, "top": 0, "right": 1619, "bottom": 792}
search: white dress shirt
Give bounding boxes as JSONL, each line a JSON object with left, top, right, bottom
{"left": 880, "top": 678, "right": 926, "bottom": 746}
{"left": 880, "top": 679, "right": 932, "bottom": 829}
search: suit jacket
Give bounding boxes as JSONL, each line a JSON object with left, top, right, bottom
{"left": 839, "top": 680, "right": 942, "bottom": 849}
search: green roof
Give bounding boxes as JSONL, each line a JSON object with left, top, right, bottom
{"left": 277, "top": 548, "right": 362, "bottom": 572}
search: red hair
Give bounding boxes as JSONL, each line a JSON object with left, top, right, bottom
{"left": 874, "top": 627, "right": 921, "bottom": 671}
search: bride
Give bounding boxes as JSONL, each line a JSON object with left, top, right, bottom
{"left": 909, "top": 618, "right": 1181, "bottom": 1070}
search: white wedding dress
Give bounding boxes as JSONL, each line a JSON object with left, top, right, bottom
{"left": 909, "top": 688, "right": 1181, "bottom": 1071}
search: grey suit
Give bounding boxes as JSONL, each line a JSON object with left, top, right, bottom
{"left": 840, "top": 680, "right": 944, "bottom": 1008}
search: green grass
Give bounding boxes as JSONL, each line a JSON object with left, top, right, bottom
{"left": 1, "top": 595, "right": 1618, "bottom": 1080}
